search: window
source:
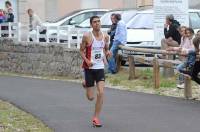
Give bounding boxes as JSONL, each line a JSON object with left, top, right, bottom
{"left": 127, "top": 13, "right": 153, "bottom": 29}
{"left": 189, "top": 12, "right": 200, "bottom": 29}
{"left": 121, "top": 10, "right": 137, "bottom": 23}
{"left": 61, "top": 12, "right": 94, "bottom": 26}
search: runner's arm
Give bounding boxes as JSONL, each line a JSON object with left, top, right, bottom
{"left": 80, "top": 34, "right": 92, "bottom": 66}
{"left": 104, "top": 34, "right": 111, "bottom": 57}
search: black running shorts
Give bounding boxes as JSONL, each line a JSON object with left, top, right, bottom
{"left": 84, "top": 69, "right": 105, "bottom": 87}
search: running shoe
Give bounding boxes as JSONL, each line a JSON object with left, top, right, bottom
{"left": 92, "top": 117, "right": 102, "bottom": 127}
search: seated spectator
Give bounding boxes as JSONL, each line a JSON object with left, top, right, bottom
{"left": 196, "top": 30, "right": 200, "bottom": 37}
{"left": 173, "top": 27, "right": 195, "bottom": 88}
{"left": 159, "top": 14, "right": 181, "bottom": 59}
{"left": 177, "top": 36, "right": 200, "bottom": 88}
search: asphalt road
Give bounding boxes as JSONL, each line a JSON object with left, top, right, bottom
{"left": 0, "top": 76, "right": 200, "bottom": 132}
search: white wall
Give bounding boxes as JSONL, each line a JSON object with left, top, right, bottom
{"left": 81, "top": 0, "right": 100, "bottom": 8}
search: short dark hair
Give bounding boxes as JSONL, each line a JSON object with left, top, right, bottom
{"left": 114, "top": 13, "right": 121, "bottom": 21}
{"left": 5, "top": 1, "right": 12, "bottom": 6}
{"left": 111, "top": 13, "right": 115, "bottom": 17}
{"left": 90, "top": 16, "right": 100, "bottom": 24}
{"left": 166, "top": 14, "right": 174, "bottom": 22}
{"left": 27, "top": 8, "right": 33, "bottom": 13}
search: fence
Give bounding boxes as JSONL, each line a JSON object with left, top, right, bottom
{"left": 0, "top": 22, "right": 105, "bottom": 48}
{"left": 118, "top": 45, "right": 193, "bottom": 99}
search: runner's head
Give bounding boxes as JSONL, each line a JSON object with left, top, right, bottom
{"left": 90, "top": 16, "right": 101, "bottom": 31}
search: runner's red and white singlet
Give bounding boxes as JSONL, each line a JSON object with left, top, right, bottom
{"left": 82, "top": 31, "right": 105, "bottom": 69}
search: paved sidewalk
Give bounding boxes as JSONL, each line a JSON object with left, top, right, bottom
{"left": 0, "top": 76, "right": 200, "bottom": 132}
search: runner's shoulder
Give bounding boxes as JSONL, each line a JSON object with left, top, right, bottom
{"left": 83, "top": 32, "right": 92, "bottom": 39}
{"left": 103, "top": 32, "right": 109, "bottom": 41}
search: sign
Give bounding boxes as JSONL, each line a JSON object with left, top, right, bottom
{"left": 154, "top": 0, "right": 189, "bottom": 46}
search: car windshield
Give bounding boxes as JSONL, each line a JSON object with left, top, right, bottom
{"left": 127, "top": 13, "right": 153, "bottom": 29}
{"left": 100, "top": 11, "right": 122, "bottom": 26}
{"left": 189, "top": 12, "right": 200, "bottom": 29}
{"left": 50, "top": 10, "right": 82, "bottom": 23}
{"left": 100, "top": 10, "right": 136, "bottom": 27}
{"left": 77, "top": 19, "right": 90, "bottom": 27}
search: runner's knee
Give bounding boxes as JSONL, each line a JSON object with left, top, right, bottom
{"left": 88, "top": 97, "right": 94, "bottom": 101}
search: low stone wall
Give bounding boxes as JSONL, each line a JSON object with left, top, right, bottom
{"left": 0, "top": 39, "right": 82, "bottom": 78}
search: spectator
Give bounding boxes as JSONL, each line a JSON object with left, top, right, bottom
{"left": 108, "top": 13, "right": 127, "bottom": 74}
{"left": 159, "top": 14, "right": 181, "bottom": 59}
{"left": 177, "top": 28, "right": 194, "bottom": 88}
{"left": 196, "top": 30, "right": 200, "bottom": 37}
{"left": 6, "top": 8, "right": 14, "bottom": 22}
{"left": 107, "top": 13, "right": 117, "bottom": 49}
{"left": 0, "top": 9, "right": 6, "bottom": 23}
{"left": 181, "top": 36, "right": 200, "bottom": 85}
{"left": 27, "top": 8, "right": 46, "bottom": 42}
{"left": 168, "top": 27, "right": 194, "bottom": 88}
{"left": 5, "top": 1, "right": 12, "bottom": 12}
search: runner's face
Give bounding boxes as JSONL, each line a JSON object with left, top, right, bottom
{"left": 91, "top": 18, "right": 101, "bottom": 30}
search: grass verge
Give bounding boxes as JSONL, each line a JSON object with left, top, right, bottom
{"left": 106, "top": 68, "right": 200, "bottom": 99}
{"left": 0, "top": 100, "right": 52, "bottom": 132}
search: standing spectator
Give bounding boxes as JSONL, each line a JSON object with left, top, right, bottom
{"left": 108, "top": 13, "right": 127, "bottom": 74}
{"left": 107, "top": 13, "right": 117, "bottom": 49}
{"left": 5, "top": 1, "right": 12, "bottom": 12}
{"left": 159, "top": 14, "right": 181, "bottom": 59}
{"left": 6, "top": 8, "right": 14, "bottom": 22}
{"left": 0, "top": 9, "right": 6, "bottom": 23}
{"left": 27, "top": 9, "right": 46, "bottom": 42}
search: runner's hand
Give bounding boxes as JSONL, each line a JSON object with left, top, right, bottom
{"left": 86, "top": 59, "right": 93, "bottom": 67}
{"left": 106, "top": 51, "right": 112, "bottom": 58}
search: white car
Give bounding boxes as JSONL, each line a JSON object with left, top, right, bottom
{"left": 31, "top": 9, "right": 109, "bottom": 42}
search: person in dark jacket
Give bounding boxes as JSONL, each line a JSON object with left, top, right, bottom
{"left": 6, "top": 8, "right": 14, "bottom": 22}
{"left": 107, "top": 13, "right": 117, "bottom": 49}
{"left": 160, "top": 14, "right": 181, "bottom": 58}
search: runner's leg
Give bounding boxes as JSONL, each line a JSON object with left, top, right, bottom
{"left": 94, "top": 81, "right": 104, "bottom": 118}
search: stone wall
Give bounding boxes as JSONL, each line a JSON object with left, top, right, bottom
{"left": 0, "top": 39, "right": 82, "bottom": 78}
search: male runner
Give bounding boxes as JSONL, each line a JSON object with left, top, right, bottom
{"left": 80, "top": 15, "right": 111, "bottom": 127}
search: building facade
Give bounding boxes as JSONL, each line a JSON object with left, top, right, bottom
{"left": 0, "top": 0, "right": 199, "bottom": 24}
{"left": 17, "top": 0, "right": 153, "bottom": 24}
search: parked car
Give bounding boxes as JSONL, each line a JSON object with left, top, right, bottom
{"left": 30, "top": 8, "right": 109, "bottom": 42}
{"left": 76, "top": 9, "right": 137, "bottom": 28}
